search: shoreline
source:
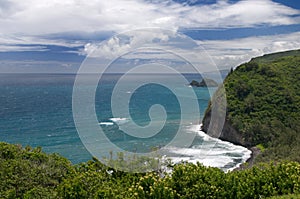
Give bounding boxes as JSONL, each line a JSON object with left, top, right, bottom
{"left": 191, "top": 124, "right": 252, "bottom": 172}
{"left": 233, "top": 146, "right": 261, "bottom": 171}
{"left": 197, "top": 124, "right": 255, "bottom": 172}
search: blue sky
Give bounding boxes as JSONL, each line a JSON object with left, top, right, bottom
{"left": 0, "top": 0, "right": 299, "bottom": 73}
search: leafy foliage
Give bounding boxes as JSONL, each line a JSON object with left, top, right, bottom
{"left": 0, "top": 142, "right": 74, "bottom": 198}
{"left": 1, "top": 142, "right": 300, "bottom": 198}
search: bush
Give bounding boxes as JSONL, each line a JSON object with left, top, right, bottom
{"left": 0, "top": 142, "right": 300, "bottom": 198}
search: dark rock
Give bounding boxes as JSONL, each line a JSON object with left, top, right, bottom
{"left": 190, "top": 80, "right": 200, "bottom": 87}
{"left": 190, "top": 78, "right": 218, "bottom": 87}
{"left": 234, "top": 147, "right": 261, "bottom": 171}
{"left": 201, "top": 108, "right": 250, "bottom": 147}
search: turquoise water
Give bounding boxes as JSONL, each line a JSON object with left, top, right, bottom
{"left": 0, "top": 73, "right": 250, "bottom": 171}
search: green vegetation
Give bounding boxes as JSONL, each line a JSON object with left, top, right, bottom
{"left": 1, "top": 142, "right": 300, "bottom": 198}
{"left": 0, "top": 142, "right": 74, "bottom": 198}
{"left": 203, "top": 49, "right": 300, "bottom": 163}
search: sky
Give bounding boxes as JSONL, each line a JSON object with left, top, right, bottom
{"left": 0, "top": 0, "right": 299, "bottom": 73}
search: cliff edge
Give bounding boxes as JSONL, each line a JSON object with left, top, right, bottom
{"left": 202, "top": 49, "right": 300, "bottom": 163}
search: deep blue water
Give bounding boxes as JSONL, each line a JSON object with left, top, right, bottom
{"left": 0, "top": 74, "right": 88, "bottom": 162}
{"left": 0, "top": 73, "right": 251, "bottom": 171}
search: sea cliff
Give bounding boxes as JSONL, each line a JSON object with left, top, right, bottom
{"left": 202, "top": 49, "right": 300, "bottom": 163}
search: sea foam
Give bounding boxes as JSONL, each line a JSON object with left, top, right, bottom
{"left": 166, "top": 124, "right": 251, "bottom": 172}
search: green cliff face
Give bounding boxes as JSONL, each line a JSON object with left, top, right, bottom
{"left": 202, "top": 49, "right": 300, "bottom": 163}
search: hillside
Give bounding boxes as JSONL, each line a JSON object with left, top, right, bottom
{"left": 202, "top": 49, "right": 300, "bottom": 163}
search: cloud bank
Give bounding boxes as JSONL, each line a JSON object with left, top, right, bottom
{"left": 200, "top": 31, "right": 300, "bottom": 68}
{"left": 0, "top": 0, "right": 299, "bottom": 35}
{"left": 0, "top": 0, "right": 299, "bottom": 72}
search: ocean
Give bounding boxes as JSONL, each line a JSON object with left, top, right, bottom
{"left": 0, "top": 73, "right": 251, "bottom": 171}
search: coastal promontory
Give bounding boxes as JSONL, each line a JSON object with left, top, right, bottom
{"left": 202, "top": 49, "right": 300, "bottom": 163}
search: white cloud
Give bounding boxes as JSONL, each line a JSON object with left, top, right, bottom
{"left": 0, "top": 34, "right": 84, "bottom": 46}
{"left": 0, "top": 0, "right": 298, "bottom": 36}
{"left": 82, "top": 29, "right": 174, "bottom": 58}
{"left": 0, "top": 45, "right": 48, "bottom": 52}
{"left": 200, "top": 31, "right": 300, "bottom": 69}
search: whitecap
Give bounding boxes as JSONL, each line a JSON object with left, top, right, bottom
{"left": 99, "top": 122, "right": 114, "bottom": 126}
{"left": 186, "top": 124, "right": 211, "bottom": 141}
{"left": 109, "top": 117, "right": 129, "bottom": 125}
